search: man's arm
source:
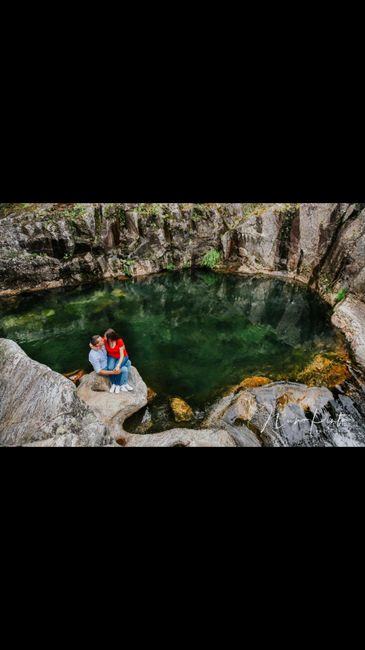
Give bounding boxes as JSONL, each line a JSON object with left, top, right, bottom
{"left": 90, "top": 350, "right": 121, "bottom": 376}
{"left": 98, "top": 368, "right": 121, "bottom": 376}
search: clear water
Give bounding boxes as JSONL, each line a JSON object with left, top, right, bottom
{"left": 0, "top": 271, "right": 342, "bottom": 412}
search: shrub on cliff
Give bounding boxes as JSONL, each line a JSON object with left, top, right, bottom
{"left": 201, "top": 249, "right": 222, "bottom": 269}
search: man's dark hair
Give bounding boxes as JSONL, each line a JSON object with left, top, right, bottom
{"left": 104, "top": 328, "right": 119, "bottom": 342}
{"left": 90, "top": 335, "right": 101, "bottom": 346}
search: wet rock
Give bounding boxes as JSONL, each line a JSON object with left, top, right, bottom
{"left": 0, "top": 338, "right": 109, "bottom": 446}
{"left": 147, "top": 387, "right": 158, "bottom": 402}
{"left": 235, "top": 376, "right": 272, "bottom": 391}
{"left": 77, "top": 367, "right": 148, "bottom": 438}
{"left": 134, "top": 408, "right": 154, "bottom": 434}
{"left": 169, "top": 397, "right": 194, "bottom": 422}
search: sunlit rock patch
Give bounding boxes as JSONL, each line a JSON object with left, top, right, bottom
{"left": 169, "top": 397, "right": 194, "bottom": 422}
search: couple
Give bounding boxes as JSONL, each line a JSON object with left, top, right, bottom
{"left": 89, "top": 328, "right": 134, "bottom": 394}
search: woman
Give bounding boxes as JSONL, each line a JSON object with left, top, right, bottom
{"left": 104, "top": 328, "right": 134, "bottom": 392}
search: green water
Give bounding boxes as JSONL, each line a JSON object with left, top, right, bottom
{"left": 0, "top": 271, "right": 341, "bottom": 409}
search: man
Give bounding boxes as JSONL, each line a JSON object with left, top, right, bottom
{"left": 88, "top": 335, "right": 130, "bottom": 394}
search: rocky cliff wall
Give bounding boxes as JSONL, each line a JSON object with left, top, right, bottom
{"left": 1, "top": 202, "right": 364, "bottom": 304}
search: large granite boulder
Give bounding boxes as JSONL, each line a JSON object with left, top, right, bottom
{"left": 77, "top": 366, "right": 148, "bottom": 438}
{"left": 203, "top": 382, "right": 365, "bottom": 447}
{"left": 0, "top": 338, "right": 110, "bottom": 446}
{"left": 124, "top": 428, "right": 236, "bottom": 447}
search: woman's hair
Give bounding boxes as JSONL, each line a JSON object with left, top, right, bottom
{"left": 104, "top": 328, "right": 119, "bottom": 342}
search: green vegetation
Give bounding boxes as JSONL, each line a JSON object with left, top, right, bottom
{"left": 0, "top": 203, "right": 36, "bottom": 218}
{"left": 319, "top": 273, "right": 333, "bottom": 294}
{"left": 119, "top": 208, "right": 127, "bottom": 226}
{"left": 62, "top": 205, "right": 88, "bottom": 220}
{"left": 191, "top": 205, "right": 207, "bottom": 222}
{"left": 166, "top": 262, "right": 176, "bottom": 271}
{"left": 138, "top": 204, "right": 163, "bottom": 219}
{"left": 201, "top": 249, "right": 222, "bottom": 269}
{"left": 335, "top": 288, "right": 349, "bottom": 304}
{"left": 241, "top": 203, "right": 266, "bottom": 218}
{"left": 123, "top": 259, "right": 134, "bottom": 277}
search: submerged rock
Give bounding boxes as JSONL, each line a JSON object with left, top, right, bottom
{"left": 0, "top": 338, "right": 109, "bottom": 446}
{"left": 147, "top": 387, "right": 158, "bottom": 402}
{"left": 296, "top": 353, "right": 350, "bottom": 387}
{"left": 169, "top": 397, "right": 194, "bottom": 422}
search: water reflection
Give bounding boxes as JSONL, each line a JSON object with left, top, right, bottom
{"left": 0, "top": 271, "right": 341, "bottom": 404}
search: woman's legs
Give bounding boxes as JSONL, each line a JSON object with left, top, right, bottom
{"left": 120, "top": 357, "right": 132, "bottom": 386}
{"left": 107, "top": 356, "right": 123, "bottom": 386}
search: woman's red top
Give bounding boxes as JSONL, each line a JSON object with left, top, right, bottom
{"left": 104, "top": 337, "right": 128, "bottom": 359}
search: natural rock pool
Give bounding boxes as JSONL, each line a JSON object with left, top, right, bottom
{"left": 0, "top": 270, "right": 349, "bottom": 433}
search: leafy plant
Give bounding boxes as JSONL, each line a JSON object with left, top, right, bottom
{"left": 335, "top": 288, "right": 348, "bottom": 304}
{"left": 62, "top": 205, "right": 87, "bottom": 220}
{"left": 119, "top": 208, "right": 127, "bottom": 227}
{"left": 166, "top": 262, "right": 176, "bottom": 271}
{"left": 201, "top": 249, "right": 222, "bottom": 269}
{"left": 123, "top": 259, "right": 134, "bottom": 277}
{"left": 138, "top": 204, "right": 162, "bottom": 219}
{"left": 191, "top": 204, "right": 207, "bottom": 222}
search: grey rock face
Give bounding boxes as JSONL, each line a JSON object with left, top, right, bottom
{"left": 319, "top": 204, "right": 365, "bottom": 301}
{"left": 0, "top": 203, "right": 270, "bottom": 294}
{"left": 1, "top": 202, "right": 365, "bottom": 305}
{"left": 236, "top": 204, "right": 296, "bottom": 273}
{"left": 332, "top": 296, "right": 365, "bottom": 372}
{"left": 124, "top": 428, "right": 236, "bottom": 447}
{"left": 287, "top": 203, "right": 343, "bottom": 281}
{"left": 0, "top": 338, "right": 109, "bottom": 446}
